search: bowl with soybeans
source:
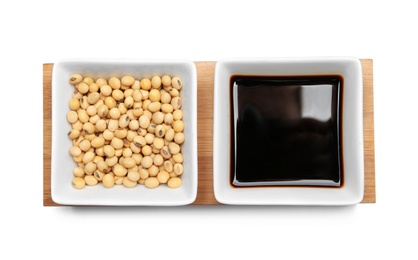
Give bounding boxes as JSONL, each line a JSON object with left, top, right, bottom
{"left": 51, "top": 60, "right": 198, "bottom": 205}
{"left": 213, "top": 57, "right": 364, "bottom": 205}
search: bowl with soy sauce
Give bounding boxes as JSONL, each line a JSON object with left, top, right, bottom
{"left": 213, "top": 57, "right": 364, "bottom": 205}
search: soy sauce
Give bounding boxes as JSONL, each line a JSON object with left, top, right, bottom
{"left": 230, "top": 75, "right": 343, "bottom": 187}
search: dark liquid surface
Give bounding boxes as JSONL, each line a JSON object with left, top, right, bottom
{"left": 231, "top": 75, "right": 343, "bottom": 187}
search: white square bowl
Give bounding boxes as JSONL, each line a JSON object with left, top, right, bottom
{"left": 51, "top": 59, "right": 198, "bottom": 206}
{"left": 213, "top": 57, "right": 364, "bottom": 205}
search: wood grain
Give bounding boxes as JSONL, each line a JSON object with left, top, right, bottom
{"left": 43, "top": 60, "right": 375, "bottom": 206}
{"left": 43, "top": 64, "right": 56, "bottom": 206}
{"left": 361, "top": 59, "right": 376, "bottom": 203}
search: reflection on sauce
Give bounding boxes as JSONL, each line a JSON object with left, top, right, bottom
{"left": 230, "top": 75, "right": 343, "bottom": 187}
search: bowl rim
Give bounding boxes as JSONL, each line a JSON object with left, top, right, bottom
{"left": 51, "top": 59, "right": 198, "bottom": 206}
{"left": 213, "top": 57, "right": 364, "bottom": 205}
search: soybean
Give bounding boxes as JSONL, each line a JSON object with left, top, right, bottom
{"left": 111, "top": 137, "right": 124, "bottom": 149}
{"left": 124, "top": 96, "right": 134, "bottom": 108}
{"left": 79, "top": 140, "right": 91, "bottom": 152}
{"left": 161, "top": 92, "right": 171, "bottom": 104}
{"left": 77, "top": 82, "right": 89, "bottom": 94}
{"left": 168, "top": 142, "right": 180, "bottom": 155}
{"left": 133, "top": 90, "right": 142, "bottom": 102}
{"left": 157, "top": 171, "right": 170, "bottom": 183}
{"left": 127, "top": 170, "right": 140, "bottom": 182}
{"left": 67, "top": 111, "right": 78, "bottom": 124}
{"left": 173, "top": 110, "right": 183, "bottom": 120}
{"left": 174, "top": 132, "right": 185, "bottom": 144}
{"left": 84, "top": 162, "right": 97, "bottom": 174}
{"left": 94, "top": 170, "right": 105, "bottom": 181}
{"left": 69, "top": 74, "right": 83, "bottom": 85}
{"left": 89, "top": 114, "right": 100, "bottom": 124}
{"left": 173, "top": 120, "right": 184, "bottom": 132}
{"left": 72, "top": 177, "right": 86, "bottom": 189}
{"left": 161, "top": 75, "right": 171, "bottom": 87}
{"left": 83, "top": 151, "right": 95, "bottom": 164}
{"left": 141, "top": 145, "right": 152, "bottom": 156}
{"left": 161, "top": 104, "right": 173, "bottom": 113}
{"left": 145, "top": 177, "right": 159, "bottom": 188}
{"left": 112, "top": 89, "right": 124, "bottom": 101}
{"left": 78, "top": 110, "right": 89, "bottom": 123}
{"left": 91, "top": 137, "right": 105, "bottom": 148}
{"left": 105, "top": 96, "right": 116, "bottom": 109}
{"left": 100, "top": 85, "right": 112, "bottom": 96}
{"left": 87, "top": 92, "right": 100, "bottom": 104}
{"left": 167, "top": 177, "right": 182, "bottom": 188}
{"left": 114, "top": 176, "right": 124, "bottom": 185}
{"left": 160, "top": 146, "right": 172, "bottom": 159}
{"left": 140, "top": 78, "right": 151, "bottom": 90}
{"left": 70, "top": 146, "right": 82, "bottom": 157}
{"left": 148, "top": 165, "right": 159, "bottom": 177}
{"left": 96, "top": 78, "right": 107, "bottom": 87}
{"left": 89, "top": 83, "right": 99, "bottom": 93}
{"left": 164, "top": 113, "right": 174, "bottom": 125}
{"left": 122, "top": 75, "right": 135, "bottom": 86}
{"left": 163, "top": 160, "right": 173, "bottom": 172}
{"left": 152, "top": 112, "right": 164, "bottom": 125}
{"left": 85, "top": 175, "right": 98, "bottom": 186}
{"left": 121, "top": 157, "right": 136, "bottom": 168}
{"left": 153, "top": 154, "right": 164, "bottom": 166}
{"left": 151, "top": 76, "right": 161, "bottom": 89}
{"left": 171, "top": 97, "right": 182, "bottom": 110}
{"left": 115, "top": 128, "right": 128, "bottom": 139}
{"left": 71, "top": 120, "right": 83, "bottom": 131}
{"left": 97, "top": 160, "right": 109, "bottom": 173}
{"left": 153, "top": 137, "right": 165, "bottom": 150}
{"left": 155, "top": 125, "right": 166, "bottom": 138}
{"left": 172, "top": 153, "right": 184, "bottom": 163}
{"left": 141, "top": 156, "right": 153, "bottom": 168}
{"left": 133, "top": 135, "right": 146, "bottom": 148}
{"left": 69, "top": 98, "right": 80, "bottom": 110}
{"left": 102, "top": 174, "right": 115, "bottom": 188}
{"left": 171, "top": 77, "right": 182, "bottom": 90}
{"left": 149, "top": 89, "right": 161, "bottom": 102}
{"left": 174, "top": 163, "right": 184, "bottom": 176}
{"left": 103, "top": 129, "right": 115, "bottom": 141}
{"left": 95, "top": 119, "right": 107, "bottom": 132}
{"left": 165, "top": 129, "right": 175, "bottom": 142}
{"left": 132, "top": 153, "right": 143, "bottom": 165}
{"left": 139, "top": 115, "right": 150, "bottom": 129}
{"left": 128, "top": 119, "right": 139, "bottom": 130}
{"left": 73, "top": 167, "right": 85, "bottom": 177}
{"left": 109, "top": 108, "right": 121, "bottom": 119}
{"left": 68, "top": 129, "right": 80, "bottom": 139}
{"left": 139, "top": 168, "right": 149, "bottom": 179}
{"left": 148, "top": 102, "right": 161, "bottom": 113}
{"left": 83, "top": 77, "right": 94, "bottom": 85}
{"left": 106, "top": 156, "right": 118, "bottom": 167}
{"left": 86, "top": 105, "right": 97, "bottom": 116}
{"left": 108, "top": 119, "right": 119, "bottom": 132}
{"left": 97, "top": 105, "right": 109, "bottom": 118}
{"left": 82, "top": 122, "right": 95, "bottom": 135}
{"left": 123, "top": 177, "right": 137, "bottom": 188}
{"left": 113, "top": 164, "right": 128, "bottom": 177}
{"left": 109, "top": 77, "right": 121, "bottom": 90}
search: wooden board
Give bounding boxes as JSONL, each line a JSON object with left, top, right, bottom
{"left": 43, "top": 60, "right": 376, "bottom": 205}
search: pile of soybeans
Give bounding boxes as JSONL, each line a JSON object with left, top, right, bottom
{"left": 66, "top": 73, "right": 184, "bottom": 189}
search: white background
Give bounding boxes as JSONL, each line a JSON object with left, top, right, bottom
{"left": 1, "top": 0, "right": 417, "bottom": 259}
